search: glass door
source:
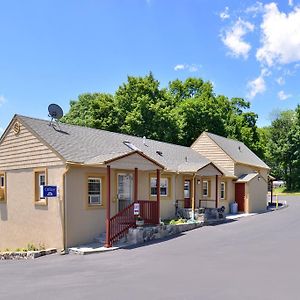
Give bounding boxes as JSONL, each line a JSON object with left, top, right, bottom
{"left": 117, "top": 173, "right": 133, "bottom": 211}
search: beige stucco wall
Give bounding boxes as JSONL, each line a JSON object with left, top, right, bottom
{"left": 235, "top": 163, "right": 269, "bottom": 180}
{"left": 0, "top": 166, "right": 65, "bottom": 250}
{"left": 247, "top": 177, "right": 268, "bottom": 213}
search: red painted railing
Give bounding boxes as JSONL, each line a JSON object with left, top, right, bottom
{"left": 109, "top": 200, "right": 158, "bottom": 245}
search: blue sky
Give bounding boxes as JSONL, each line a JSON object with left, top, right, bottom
{"left": 1, "top": 0, "right": 300, "bottom": 133}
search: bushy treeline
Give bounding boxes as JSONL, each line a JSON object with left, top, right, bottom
{"left": 263, "top": 106, "right": 300, "bottom": 191}
{"left": 62, "top": 73, "right": 265, "bottom": 158}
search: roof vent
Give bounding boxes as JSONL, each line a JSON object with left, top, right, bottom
{"left": 156, "top": 150, "right": 163, "bottom": 156}
{"left": 143, "top": 136, "right": 148, "bottom": 146}
{"left": 185, "top": 156, "right": 188, "bottom": 162}
{"left": 238, "top": 146, "right": 242, "bottom": 152}
{"left": 123, "top": 141, "right": 142, "bottom": 151}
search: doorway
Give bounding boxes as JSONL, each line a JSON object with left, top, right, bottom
{"left": 235, "top": 183, "right": 246, "bottom": 212}
{"left": 184, "top": 180, "right": 191, "bottom": 208}
{"left": 117, "top": 173, "right": 133, "bottom": 211}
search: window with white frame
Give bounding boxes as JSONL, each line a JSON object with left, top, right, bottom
{"left": 150, "top": 177, "right": 168, "bottom": 196}
{"left": 0, "top": 173, "right": 5, "bottom": 201}
{"left": 39, "top": 173, "right": 46, "bottom": 199}
{"left": 88, "top": 177, "right": 102, "bottom": 205}
{"left": 202, "top": 181, "right": 208, "bottom": 197}
{"left": 0, "top": 175, "right": 4, "bottom": 188}
{"left": 220, "top": 182, "right": 226, "bottom": 200}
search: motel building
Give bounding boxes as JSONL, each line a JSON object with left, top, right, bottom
{"left": 0, "top": 115, "right": 270, "bottom": 250}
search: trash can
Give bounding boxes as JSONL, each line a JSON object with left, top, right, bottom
{"left": 230, "top": 202, "right": 238, "bottom": 214}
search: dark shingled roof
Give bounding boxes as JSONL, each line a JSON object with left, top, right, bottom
{"left": 17, "top": 115, "right": 215, "bottom": 172}
{"left": 205, "top": 132, "right": 270, "bottom": 169}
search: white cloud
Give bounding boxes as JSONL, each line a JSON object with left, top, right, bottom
{"left": 174, "top": 64, "right": 185, "bottom": 71}
{"left": 278, "top": 90, "right": 292, "bottom": 100}
{"left": 245, "top": 2, "right": 264, "bottom": 16}
{"left": 256, "top": 3, "right": 300, "bottom": 66}
{"left": 276, "top": 77, "right": 285, "bottom": 85}
{"left": 0, "top": 95, "right": 6, "bottom": 107}
{"left": 221, "top": 18, "right": 254, "bottom": 59}
{"left": 220, "top": 7, "right": 230, "bottom": 20}
{"left": 247, "top": 71, "right": 267, "bottom": 99}
{"left": 174, "top": 64, "right": 200, "bottom": 72}
{"left": 288, "top": 0, "right": 294, "bottom": 7}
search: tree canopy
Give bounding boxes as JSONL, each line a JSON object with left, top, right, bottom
{"left": 62, "top": 72, "right": 265, "bottom": 157}
{"left": 62, "top": 73, "right": 300, "bottom": 190}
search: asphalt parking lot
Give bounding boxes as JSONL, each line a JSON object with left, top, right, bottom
{"left": 1, "top": 196, "right": 299, "bottom": 300}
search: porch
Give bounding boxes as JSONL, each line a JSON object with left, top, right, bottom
{"left": 101, "top": 151, "right": 164, "bottom": 247}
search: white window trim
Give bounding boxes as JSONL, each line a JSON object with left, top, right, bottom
{"left": 220, "top": 182, "right": 226, "bottom": 200}
{"left": 39, "top": 173, "right": 46, "bottom": 199}
{"left": 150, "top": 177, "right": 169, "bottom": 196}
{"left": 0, "top": 175, "right": 4, "bottom": 188}
{"left": 88, "top": 177, "right": 102, "bottom": 205}
{"left": 202, "top": 180, "right": 208, "bottom": 197}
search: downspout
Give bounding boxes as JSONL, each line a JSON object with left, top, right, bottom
{"left": 61, "top": 165, "right": 70, "bottom": 254}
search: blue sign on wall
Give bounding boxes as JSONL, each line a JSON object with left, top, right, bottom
{"left": 43, "top": 186, "right": 57, "bottom": 198}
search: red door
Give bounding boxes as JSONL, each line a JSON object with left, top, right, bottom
{"left": 184, "top": 180, "right": 191, "bottom": 208}
{"left": 235, "top": 183, "right": 245, "bottom": 212}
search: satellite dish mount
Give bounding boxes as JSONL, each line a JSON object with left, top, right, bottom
{"left": 48, "top": 103, "right": 64, "bottom": 129}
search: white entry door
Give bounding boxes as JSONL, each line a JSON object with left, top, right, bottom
{"left": 117, "top": 173, "right": 133, "bottom": 211}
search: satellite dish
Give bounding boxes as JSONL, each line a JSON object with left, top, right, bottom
{"left": 48, "top": 104, "right": 63, "bottom": 120}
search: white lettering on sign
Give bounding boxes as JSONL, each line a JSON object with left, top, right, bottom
{"left": 134, "top": 203, "right": 140, "bottom": 215}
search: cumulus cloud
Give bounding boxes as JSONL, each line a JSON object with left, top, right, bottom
{"left": 278, "top": 90, "right": 292, "bottom": 100}
{"left": 0, "top": 95, "right": 6, "bottom": 107}
{"left": 174, "top": 64, "right": 200, "bottom": 72}
{"left": 221, "top": 18, "right": 254, "bottom": 59}
{"left": 220, "top": 7, "right": 230, "bottom": 20}
{"left": 276, "top": 77, "right": 285, "bottom": 85}
{"left": 256, "top": 3, "right": 300, "bottom": 66}
{"left": 288, "top": 0, "right": 294, "bottom": 7}
{"left": 247, "top": 75, "right": 266, "bottom": 99}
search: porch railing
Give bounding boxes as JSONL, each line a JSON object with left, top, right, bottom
{"left": 108, "top": 200, "right": 158, "bottom": 245}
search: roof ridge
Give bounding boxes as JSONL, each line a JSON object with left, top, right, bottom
{"left": 17, "top": 114, "right": 197, "bottom": 151}
{"left": 206, "top": 131, "right": 243, "bottom": 144}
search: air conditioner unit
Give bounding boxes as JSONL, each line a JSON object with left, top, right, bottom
{"left": 89, "top": 195, "right": 100, "bottom": 204}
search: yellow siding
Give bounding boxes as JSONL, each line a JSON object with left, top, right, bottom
{"left": 0, "top": 122, "right": 63, "bottom": 170}
{"left": 191, "top": 133, "right": 235, "bottom": 175}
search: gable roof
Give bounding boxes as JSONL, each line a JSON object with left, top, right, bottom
{"left": 15, "top": 115, "right": 217, "bottom": 173}
{"left": 204, "top": 132, "right": 270, "bottom": 169}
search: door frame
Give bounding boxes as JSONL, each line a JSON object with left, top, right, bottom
{"left": 184, "top": 178, "right": 192, "bottom": 208}
{"left": 117, "top": 172, "right": 134, "bottom": 212}
{"left": 235, "top": 182, "right": 246, "bottom": 212}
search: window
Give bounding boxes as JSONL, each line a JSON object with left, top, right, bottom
{"left": 39, "top": 173, "right": 46, "bottom": 199}
{"left": 88, "top": 177, "right": 102, "bottom": 205}
{"left": 220, "top": 182, "right": 226, "bottom": 200}
{"left": 203, "top": 181, "right": 208, "bottom": 197}
{"left": 0, "top": 173, "right": 5, "bottom": 202}
{"left": 150, "top": 177, "right": 168, "bottom": 196}
{"left": 34, "top": 170, "right": 47, "bottom": 204}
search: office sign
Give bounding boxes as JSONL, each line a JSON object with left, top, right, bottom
{"left": 43, "top": 186, "right": 57, "bottom": 198}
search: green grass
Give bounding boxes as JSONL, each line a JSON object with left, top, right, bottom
{"left": 273, "top": 186, "right": 300, "bottom": 196}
